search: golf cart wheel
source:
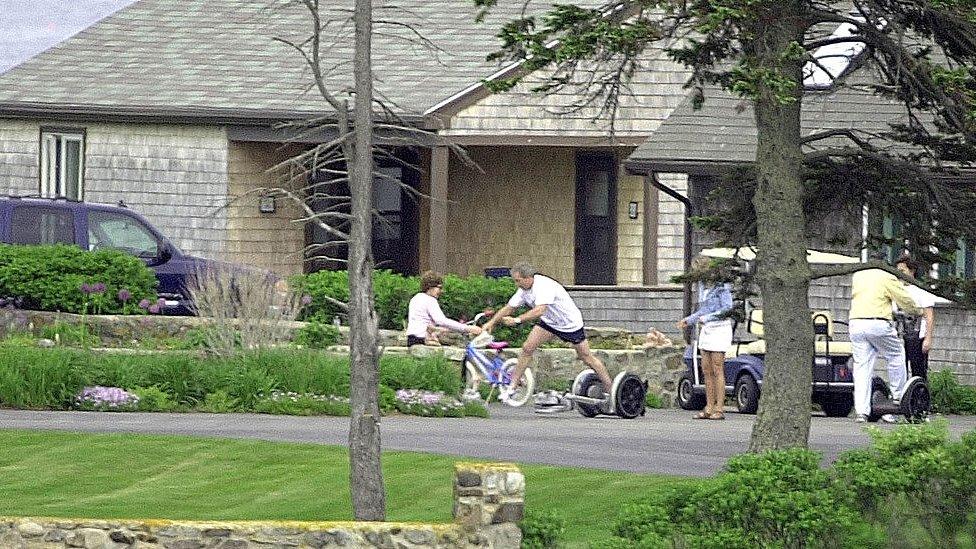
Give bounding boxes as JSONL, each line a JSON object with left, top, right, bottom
{"left": 501, "top": 358, "right": 534, "bottom": 407}
{"left": 574, "top": 372, "right": 602, "bottom": 418}
{"left": 819, "top": 393, "right": 854, "bottom": 418}
{"left": 735, "top": 374, "right": 760, "bottom": 414}
{"left": 901, "top": 377, "right": 930, "bottom": 422}
{"left": 867, "top": 377, "right": 891, "bottom": 423}
{"left": 677, "top": 373, "right": 706, "bottom": 410}
{"left": 613, "top": 373, "right": 647, "bottom": 419}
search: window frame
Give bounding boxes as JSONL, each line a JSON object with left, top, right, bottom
{"left": 39, "top": 127, "right": 86, "bottom": 201}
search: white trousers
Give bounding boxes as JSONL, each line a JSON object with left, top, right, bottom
{"left": 850, "top": 318, "right": 908, "bottom": 416}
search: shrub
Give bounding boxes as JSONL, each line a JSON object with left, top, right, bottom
{"left": 294, "top": 321, "right": 342, "bottom": 349}
{"left": 520, "top": 509, "right": 566, "bottom": 549}
{"left": 201, "top": 390, "right": 239, "bottom": 413}
{"left": 132, "top": 386, "right": 178, "bottom": 412}
{"left": 253, "top": 391, "right": 351, "bottom": 416}
{"left": 929, "top": 369, "right": 976, "bottom": 414}
{"left": 644, "top": 392, "right": 664, "bottom": 409}
{"left": 462, "top": 399, "right": 490, "bottom": 418}
{"left": 0, "top": 244, "right": 157, "bottom": 314}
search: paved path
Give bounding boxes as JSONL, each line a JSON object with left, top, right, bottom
{"left": 2, "top": 407, "right": 974, "bottom": 477}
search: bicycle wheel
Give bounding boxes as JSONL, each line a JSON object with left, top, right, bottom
{"left": 501, "top": 358, "right": 535, "bottom": 407}
{"left": 461, "top": 356, "right": 482, "bottom": 393}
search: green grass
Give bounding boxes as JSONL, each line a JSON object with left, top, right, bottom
{"left": 0, "top": 430, "right": 697, "bottom": 546}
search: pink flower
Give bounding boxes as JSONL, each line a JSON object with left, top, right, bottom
{"left": 148, "top": 304, "right": 161, "bottom": 314}
{"left": 117, "top": 289, "right": 132, "bottom": 302}
{"left": 138, "top": 299, "right": 151, "bottom": 309}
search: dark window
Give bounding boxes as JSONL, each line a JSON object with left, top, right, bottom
{"left": 10, "top": 206, "right": 75, "bottom": 245}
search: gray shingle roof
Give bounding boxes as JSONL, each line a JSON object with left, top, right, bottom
{"left": 625, "top": 66, "right": 917, "bottom": 174}
{"left": 0, "top": 0, "right": 600, "bottom": 121}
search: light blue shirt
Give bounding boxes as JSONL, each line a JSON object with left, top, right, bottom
{"left": 683, "top": 282, "right": 734, "bottom": 325}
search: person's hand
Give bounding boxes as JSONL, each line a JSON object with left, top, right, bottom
{"left": 922, "top": 337, "right": 932, "bottom": 353}
{"left": 677, "top": 319, "right": 688, "bottom": 330}
{"left": 502, "top": 316, "right": 520, "bottom": 327}
{"left": 467, "top": 325, "right": 483, "bottom": 336}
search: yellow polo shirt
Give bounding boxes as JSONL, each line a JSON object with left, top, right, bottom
{"left": 850, "top": 269, "right": 922, "bottom": 319}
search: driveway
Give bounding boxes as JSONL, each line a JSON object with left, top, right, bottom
{"left": 1, "top": 407, "right": 973, "bottom": 477}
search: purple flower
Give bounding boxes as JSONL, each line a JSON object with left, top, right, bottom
{"left": 80, "top": 283, "right": 92, "bottom": 294}
{"left": 148, "top": 304, "right": 161, "bottom": 314}
{"left": 156, "top": 297, "right": 166, "bottom": 307}
{"left": 301, "top": 294, "right": 313, "bottom": 306}
{"left": 117, "top": 289, "right": 132, "bottom": 302}
{"left": 91, "top": 282, "right": 106, "bottom": 294}
{"left": 138, "top": 299, "right": 151, "bottom": 309}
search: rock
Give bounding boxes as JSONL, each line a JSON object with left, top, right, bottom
{"left": 37, "top": 338, "right": 56, "bottom": 348}
{"left": 0, "top": 529, "right": 26, "bottom": 549}
{"left": 109, "top": 530, "right": 135, "bottom": 544}
{"left": 66, "top": 528, "right": 109, "bottom": 548}
{"left": 15, "top": 521, "right": 44, "bottom": 538}
{"left": 492, "top": 502, "right": 525, "bottom": 524}
{"left": 503, "top": 472, "right": 524, "bottom": 495}
{"left": 456, "top": 471, "right": 481, "bottom": 487}
{"left": 43, "top": 529, "right": 67, "bottom": 542}
{"left": 402, "top": 529, "right": 434, "bottom": 545}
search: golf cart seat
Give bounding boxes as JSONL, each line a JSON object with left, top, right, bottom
{"left": 732, "top": 309, "right": 852, "bottom": 357}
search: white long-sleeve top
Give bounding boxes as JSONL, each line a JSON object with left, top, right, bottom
{"left": 406, "top": 292, "right": 467, "bottom": 338}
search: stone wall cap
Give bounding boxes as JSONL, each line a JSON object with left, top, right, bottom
{"left": 453, "top": 462, "right": 521, "bottom": 474}
{"left": 0, "top": 516, "right": 462, "bottom": 535}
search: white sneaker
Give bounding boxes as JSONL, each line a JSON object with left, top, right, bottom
{"left": 498, "top": 386, "right": 515, "bottom": 404}
{"left": 880, "top": 414, "right": 900, "bottom": 424}
{"left": 855, "top": 414, "right": 869, "bottom": 423}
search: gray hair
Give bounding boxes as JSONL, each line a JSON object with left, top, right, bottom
{"left": 511, "top": 262, "right": 537, "bottom": 278}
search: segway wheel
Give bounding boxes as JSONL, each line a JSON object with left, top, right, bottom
{"left": 900, "top": 377, "right": 930, "bottom": 423}
{"left": 573, "top": 371, "right": 603, "bottom": 418}
{"left": 867, "top": 377, "right": 891, "bottom": 423}
{"left": 613, "top": 373, "right": 647, "bottom": 419}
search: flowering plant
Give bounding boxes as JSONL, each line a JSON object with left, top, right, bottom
{"left": 253, "top": 391, "right": 350, "bottom": 416}
{"left": 394, "top": 389, "right": 465, "bottom": 418}
{"left": 74, "top": 386, "right": 140, "bottom": 411}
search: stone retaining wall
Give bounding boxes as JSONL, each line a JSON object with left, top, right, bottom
{"left": 0, "top": 463, "right": 523, "bottom": 549}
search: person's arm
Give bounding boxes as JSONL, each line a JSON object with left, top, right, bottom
{"left": 429, "top": 300, "right": 479, "bottom": 334}
{"left": 888, "top": 278, "right": 922, "bottom": 316}
{"left": 503, "top": 304, "right": 548, "bottom": 326}
{"left": 483, "top": 304, "right": 515, "bottom": 333}
{"left": 922, "top": 306, "right": 935, "bottom": 353}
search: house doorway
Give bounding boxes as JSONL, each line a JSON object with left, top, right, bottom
{"left": 305, "top": 148, "right": 420, "bottom": 275}
{"left": 574, "top": 152, "right": 617, "bottom": 285}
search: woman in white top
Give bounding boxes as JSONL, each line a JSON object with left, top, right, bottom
{"left": 406, "top": 271, "right": 482, "bottom": 347}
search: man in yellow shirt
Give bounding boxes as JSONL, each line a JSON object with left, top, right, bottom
{"left": 849, "top": 268, "right": 922, "bottom": 422}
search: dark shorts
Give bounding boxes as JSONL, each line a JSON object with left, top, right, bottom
{"left": 406, "top": 335, "right": 426, "bottom": 347}
{"left": 536, "top": 320, "right": 586, "bottom": 345}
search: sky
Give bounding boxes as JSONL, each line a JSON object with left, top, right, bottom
{"left": 0, "top": 0, "right": 138, "bottom": 74}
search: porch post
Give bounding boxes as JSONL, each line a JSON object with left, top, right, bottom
{"left": 643, "top": 176, "right": 659, "bottom": 285}
{"left": 429, "top": 145, "right": 449, "bottom": 273}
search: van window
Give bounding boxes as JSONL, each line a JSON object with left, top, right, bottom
{"left": 9, "top": 206, "right": 75, "bottom": 245}
{"left": 88, "top": 210, "right": 159, "bottom": 258}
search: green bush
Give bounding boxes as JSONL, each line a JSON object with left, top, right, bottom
{"left": 132, "top": 386, "right": 179, "bottom": 412}
{"left": 0, "top": 347, "right": 465, "bottom": 414}
{"left": 644, "top": 392, "right": 664, "bottom": 409}
{"left": 296, "top": 270, "right": 530, "bottom": 342}
{"left": 294, "top": 321, "right": 342, "bottom": 349}
{"left": 0, "top": 244, "right": 157, "bottom": 314}
{"left": 929, "top": 369, "right": 976, "bottom": 414}
{"left": 520, "top": 509, "right": 567, "bottom": 549}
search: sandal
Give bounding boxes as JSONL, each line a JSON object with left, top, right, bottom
{"left": 693, "top": 411, "right": 711, "bottom": 419}
{"left": 708, "top": 412, "right": 726, "bottom": 420}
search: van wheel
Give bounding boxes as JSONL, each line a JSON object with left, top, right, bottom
{"left": 677, "top": 373, "right": 705, "bottom": 410}
{"left": 735, "top": 374, "right": 760, "bottom": 414}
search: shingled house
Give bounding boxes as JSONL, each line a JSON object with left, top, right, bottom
{"left": 624, "top": 63, "right": 976, "bottom": 382}
{"left": 0, "top": 0, "right": 700, "bottom": 332}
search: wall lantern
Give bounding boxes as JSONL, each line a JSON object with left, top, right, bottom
{"left": 259, "top": 195, "right": 276, "bottom": 214}
{"left": 628, "top": 201, "right": 639, "bottom": 219}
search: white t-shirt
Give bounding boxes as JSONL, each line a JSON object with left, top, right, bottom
{"left": 507, "top": 274, "right": 584, "bottom": 332}
{"left": 903, "top": 284, "right": 937, "bottom": 336}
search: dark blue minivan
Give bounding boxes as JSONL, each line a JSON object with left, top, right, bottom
{"left": 0, "top": 196, "right": 223, "bottom": 314}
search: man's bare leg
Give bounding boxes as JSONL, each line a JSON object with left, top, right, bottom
{"left": 574, "top": 339, "right": 614, "bottom": 396}
{"left": 504, "top": 325, "right": 552, "bottom": 398}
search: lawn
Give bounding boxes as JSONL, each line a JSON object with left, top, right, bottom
{"left": 0, "top": 430, "right": 698, "bottom": 546}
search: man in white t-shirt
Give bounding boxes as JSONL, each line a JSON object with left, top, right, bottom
{"left": 895, "top": 255, "right": 937, "bottom": 380}
{"left": 482, "top": 262, "right": 614, "bottom": 403}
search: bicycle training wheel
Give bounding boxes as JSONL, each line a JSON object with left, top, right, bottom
{"left": 501, "top": 358, "right": 535, "bottom": 407}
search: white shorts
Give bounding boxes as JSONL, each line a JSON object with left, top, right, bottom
{"left": 699, "top": 319, "right": 733, "bottom": 353}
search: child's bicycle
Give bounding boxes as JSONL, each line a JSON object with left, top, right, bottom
{"left": 460, "top": 313, "right": 535, "bottom": 406}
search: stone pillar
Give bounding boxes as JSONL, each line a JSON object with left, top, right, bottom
{"left": 453, "top": 462, "right": 524, "bottom": 548}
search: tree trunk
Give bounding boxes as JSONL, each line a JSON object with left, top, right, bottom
{"left": 347, "top": 0, "right": 385, "bottom": 520}
{"left": 747, "top": 3, "right": 815, "bottom": 452}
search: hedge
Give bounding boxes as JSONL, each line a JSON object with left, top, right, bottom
{"left": 296, "top": 270, "right": 532, "bottom": 343}
{"left": 0, "top": 244, "right": 158, "bottom": 314}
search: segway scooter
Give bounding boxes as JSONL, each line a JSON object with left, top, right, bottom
{"left": 866, "top": 313, "right": 930, "bottom": 422}
{"left": 534, "top": 369, "right": 648, "bottom": 419}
